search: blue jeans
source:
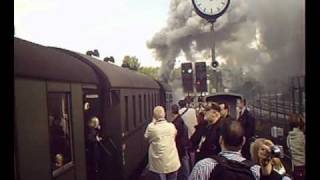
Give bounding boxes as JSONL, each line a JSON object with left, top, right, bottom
{"left": 177, "top": 154, "right": 190, "bottom": 180}
{"left": 149, "top": 170, "right": 178, "bottom": 180}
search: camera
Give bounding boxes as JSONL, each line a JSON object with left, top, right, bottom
{"left": 271, "top": 145, "right": 283, "bottom": 158}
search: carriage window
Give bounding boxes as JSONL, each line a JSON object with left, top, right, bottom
{"left": 133, "top": 96, "right": 137, "bottom": 128}
{"left": 47, "top": 93, "right": 73, "bottom": 174}
{"left": 124, "top": 96, "right": 129, "bottom": 132}
{"left": 139, "top": 95, "right": 142, "bottom": 123}
{"left": 144, "top": 95, "right": 147, "bottom": 121}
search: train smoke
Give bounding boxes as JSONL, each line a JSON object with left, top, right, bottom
{"left": 147, "top": 0, "right": 305, "bottom": 89}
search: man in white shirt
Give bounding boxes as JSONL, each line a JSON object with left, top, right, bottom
{"left": 144, "top": 106, "right": 181, "bottom": 180}
{"left": 178, "top": 99, "right": 198, "bottom": 139}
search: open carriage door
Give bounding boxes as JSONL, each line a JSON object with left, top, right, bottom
{"left": 83, "top": 86, "right": 102, "bottom": 180}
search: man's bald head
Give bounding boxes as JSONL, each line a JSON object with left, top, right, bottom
{"left": 220, "top": 120, "right": 245, "bottom": 151}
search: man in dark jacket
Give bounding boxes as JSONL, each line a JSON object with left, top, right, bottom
{"left": 237, "top": 98, "right": 256, "bottom": 160}
{"left": 219, "top": 102, "right": 234, "bottom": 121}
{"left": 171, "top": 104, "right": 190, "bottom": 180}
{"left": 190, "top": 103, "right": 223, "bottom": 163}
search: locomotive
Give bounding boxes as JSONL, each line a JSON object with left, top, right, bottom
{"left": 14, "top": 37, "right": 173, "bottom": 180}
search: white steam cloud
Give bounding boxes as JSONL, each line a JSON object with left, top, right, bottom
{"left": 147, "top": 0, "right": 305, "bottom": 89}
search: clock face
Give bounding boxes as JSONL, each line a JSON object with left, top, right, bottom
{"left": 193, "top": 0, "right": 229, "bottom": 16}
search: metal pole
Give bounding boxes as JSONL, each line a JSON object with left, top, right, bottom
{"left": 211, "top": 22, "right": 218, "bottom": 92}
{"left": 211, "top": 22, "right": 215, "bottom": 64}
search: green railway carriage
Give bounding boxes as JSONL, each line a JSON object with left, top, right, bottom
{"left": 14, "top": 37, "right": 172, "bottom": 180}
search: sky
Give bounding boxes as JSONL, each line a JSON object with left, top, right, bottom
{"left": 15, "top": 0, "right": 305, "bottom": 87}
{"left": 14, "top": 0, "right": 170, "bottom": 67}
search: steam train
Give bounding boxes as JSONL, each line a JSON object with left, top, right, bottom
{"left": 14, "top": 37, "right": 173, "bottom": 180}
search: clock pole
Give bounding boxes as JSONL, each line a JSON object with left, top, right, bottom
{"left": 191, "top": 0, "right": 230, "bottom": 93}
{"left": 210, "top": 19, "right": 219, "bottom": 92}
{"left": 211, "top": 21, "right": 215, "bottom": 67}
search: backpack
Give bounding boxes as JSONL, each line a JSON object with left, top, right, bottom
{"left": 209, "top": 155, "right": 256, "bottom": 180}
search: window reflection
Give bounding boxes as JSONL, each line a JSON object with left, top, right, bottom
{"left": 48, "top": 93, "right": 73, "bottom": 172}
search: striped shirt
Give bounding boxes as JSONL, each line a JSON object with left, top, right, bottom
{"left": 287, "top": 128, "right": 305, "bottom": 167}
{"left": 189, "top": 150, "right": 260, "bottom": 180}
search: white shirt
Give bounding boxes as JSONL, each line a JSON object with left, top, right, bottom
{"left": 144, "top": 118, "right": 181, "bottom": 173}
{"left": 287, "top": 128, "right": 305, "bottom": 167}
{"left": 179, "top": 107, "right": 198, "bottom": 138}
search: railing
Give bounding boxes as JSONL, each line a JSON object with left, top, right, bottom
{"left": 249, "top": 93, "right": 305, "bottom": 123}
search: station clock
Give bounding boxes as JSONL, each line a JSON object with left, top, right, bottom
{"left": 192, "top": 0, "right": 230, "bottom": 22}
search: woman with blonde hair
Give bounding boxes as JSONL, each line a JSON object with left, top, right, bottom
{"left": 250, "top": 138, "right": 291, "bottom": 180}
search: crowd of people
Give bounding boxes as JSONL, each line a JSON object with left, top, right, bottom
{"left": 144, "top": 98, "right": 305, "bottom": 180}
{"left": 84, "top": 97, "right": 305, "bottom": 180}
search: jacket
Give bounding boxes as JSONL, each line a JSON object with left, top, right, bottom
{"left": 190, "top": 119, "right": 223, "bottom": 158}
{"left": 144, "top": 118, "right": 181, "bottom": 173}
{"left": 238, "top": 108, "right": 255, "bottom": 139}
{"left": 172, "top": 115, "right": 190, "bottom": 157}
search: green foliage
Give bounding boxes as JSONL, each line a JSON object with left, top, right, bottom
{"left": 138, "top": 67, "right": 160, "bottom": 79}
{"left": 171, "top": 67, "right": 181, "bottom": 81}
{"left": 121, "top": 55, "right": 141, "bottom": 71}
{"left": 138, "top": 66, "right": 182, "bottom": 83}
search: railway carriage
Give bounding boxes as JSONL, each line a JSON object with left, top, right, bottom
{"left": 14, "top": 37, "right": 170, "bottom": 180}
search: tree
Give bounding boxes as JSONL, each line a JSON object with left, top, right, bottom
{"left": 121, "top": 56, "right": 140, "bottom": 71}
{"left": 171, "top": 67, "right": 181, "bottom": 81}
{"left": 138, "top": 67, "right": 160, "bottom": 80}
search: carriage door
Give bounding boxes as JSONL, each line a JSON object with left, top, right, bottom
{"left": 83, "top": 89, "right": 101, "bottom": 127}
{"left": 83, "top": 87, "right": 101, "bottom": 180}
